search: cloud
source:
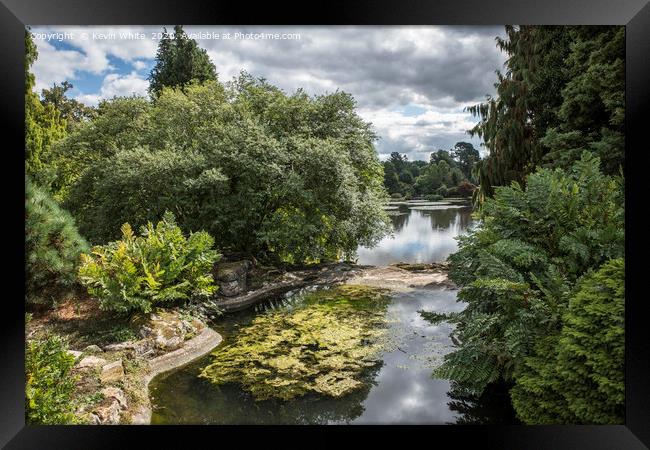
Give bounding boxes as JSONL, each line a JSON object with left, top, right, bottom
{"left": 30, "top": 25, "right": 506, "bottom": 159}
{"left": 75, "top": 71, "right": 149, "bottom": 106}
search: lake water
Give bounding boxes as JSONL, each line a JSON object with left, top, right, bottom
{"left": 356, "top": 200, "right": 475, "bottom": 265}
{"left": 149, "top": 200, "right": 517, "bottom": 424}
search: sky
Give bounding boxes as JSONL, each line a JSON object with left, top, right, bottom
{"left": 30, "top": 26, "right": 507, "bottom": 161}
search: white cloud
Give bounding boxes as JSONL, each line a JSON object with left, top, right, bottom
{"left": 75, "top": 71, "right": 149, "bottom": 106}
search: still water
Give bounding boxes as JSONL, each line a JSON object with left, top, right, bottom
{"left": 149, "top": 201, "right": 516, "bottom": 424}
{"left": 357, "top": 200, "right": 474, "bottom": 265}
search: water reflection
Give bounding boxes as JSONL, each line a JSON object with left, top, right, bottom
{"left": 150, "top": 287, "right": 469, "bottom": 425}
{"left": 357, "top": 202, "right": 475, "bottom": 265}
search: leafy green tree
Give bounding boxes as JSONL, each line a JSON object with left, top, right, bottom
{"left": 451, "top": 142, "right": 480, "bottom": 182}
{"left": 41, "top": 81, "right": 96, "bottom": 131}
{"left": 25, "top": 178, "right": 89, "bottom": 307}
{"left": 66, "top": 78, "right": 390, "bottom": 263}
{"left": 148, "top": 25, "right": 217, "bottom": 97}
{"left": 78, "top": 212, "right": 220, "bottom": 313}
{"left": 25, "top": 331, "right": 79, "bottom": 424}
{"left": 48, "top": 96, "right": 152, "bottom": 201}
{"left": 25, "top": 28, "right": 67, "bottom": 184}
{"left": 511, "top": 258, "right": 624, "bottom": 424}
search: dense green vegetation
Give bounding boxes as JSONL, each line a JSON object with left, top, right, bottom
{"left": 57, "top": 76, "right": 390, "bottom": 262}
{"left": 78, "top": 212, "right": 220, "bottom": 313}
{"left": 25, "top": 178, "right": 89, "bottom": 306}
{"left": 383, "top": 142, "right": 479, "bottom": 198}
{"left": 468, "top": 26, "right": 624, "bottom": 200}
{"left": 25, "top": 320, "right": 79, "bottom": 424}
{"left": 422, "top": 25, "right": 625, "bottom": 425}
{"left": 24, "top": 23, "right": 625, "bottom": 425}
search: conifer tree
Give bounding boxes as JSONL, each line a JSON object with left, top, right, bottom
{"left": 148, "top": 25, "right": 217, "bottom": 97}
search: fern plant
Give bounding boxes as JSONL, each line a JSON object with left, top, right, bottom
{"left": 426, "top": 153, "right": 624, "bottom": 422}
{"left": 78, "top": 211, "right": 220, "bottom": 313}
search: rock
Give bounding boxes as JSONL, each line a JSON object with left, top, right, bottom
{"left": 213, "top": 260, "right": 251, "bottom": 297}
{"left": 77, "top": 355, "right": 108, "bottom": 369}
{"left": 89, "top": 413, "right": 101, "bottom": 425}
{"left": 100, "top": 360, "right": 124, "bottom": 384}
{"left": 84, "top": 345, "right": 103, "bottom": 353}
{"left": 67, "top": 350, "right": 83, "bottom": 359}
{"left": 94, "top": 398, "right": 121, "bottom": 424}
{"left": 101, "top": 386, "right": 128, "bottom": 409}
{"left": 134, "top": 310, "right": 191, "bottom": 351}
{"left": 104, "top": 339, "right": 151, "bottom": 356}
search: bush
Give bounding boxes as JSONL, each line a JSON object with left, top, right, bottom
{"left": 25, "top": 177, "right": 89, "bottom": 306}
{"left": 433, "top": 153, "right": 624, "bottom": 422}
{"left": 511, "top": 258, "right": 625, "bottom": 424}
{"left": 78, "top": 211, "right": 221, "bottom": 313}
{"left": 25, "top": 333, "right": 79, "bottom": 424}
{"left": 424, "top": 194, "right": 444, "bottom": 201}
{"left": 390, "top": 192, "right": 403, "bottom": 199}
{"left": 456, "top": 180, "right": 477, "bottom": 197}
{"left": 435, "top": 185, "right": 448, "bottom": 197}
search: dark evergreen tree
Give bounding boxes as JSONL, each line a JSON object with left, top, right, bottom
{"left": 148, "top": 25, "right": 218, "bottom": 97}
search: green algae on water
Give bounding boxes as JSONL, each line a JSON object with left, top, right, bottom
{"left": 199, "top": 285, "right": 391, "bottom": 401}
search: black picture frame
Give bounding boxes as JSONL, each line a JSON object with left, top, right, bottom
{"left": 2, "top": 0, "right": 648, "bottom": 448}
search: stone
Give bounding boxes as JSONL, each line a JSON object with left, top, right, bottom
{"left": 104, "top": 339, "right": 151, "bottom": 356}
{"left": 67, "top": 350, "right": 83, "bottom": 359}
{"left": 213, "top": 260, "right": 251, "bottom": 297}
{"left": 94, "top": 399, "right": 121, "bottom": 424}
{"left": 77, "top": 355, "right": 108, "bottom": 369}
{"left": 134, "top": 310, "right": 188, "bottom": 351}
{"left": 101, "top": 386, "right": 128, "bottom": 409}
{"left": 84, "top": 345, "right": 103, "bottom": 353}
{"left": 100, "top": 360, "right": 124, "bottom": 384}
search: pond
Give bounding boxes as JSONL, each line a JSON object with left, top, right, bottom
{"left": 149, "top": 200, "right": 517, "bottom": 424}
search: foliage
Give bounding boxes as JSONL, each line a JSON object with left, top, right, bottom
{"left": 25, "top": 178, "right": 89, "bottom": 306}
{"left": 431, "top": 153, "right": 623, "bottom": 420}
{"left": 467, "top": 26, "right": 624, "bottom": 197}
{"left": 25, "top": 28, "right": 67, "bottom": 185}
{"left": 65, "top": 76, "right": 391, "bottom": 263}
{"left": 41, "top": 81, "right": 96, "bottom": 132}
{"left": 424, "top": 194, "right": 444, "bottom": 202}
{"left": 511, "top": 258, "right": 624, "bottom": 424}
{"left": 384, "top": 145, "right": 478, "bottom": 198}
{"left": 200, "top": 285, "right": 391, "bottom": 400}
{"left": 148, "top": 25, "right": 217, "bottom": 97}
{"left": 78, "top": 212, "right": 220, "bottom": 313}
{"left": 25, "top": 332, "right": 79, "bottom": 424}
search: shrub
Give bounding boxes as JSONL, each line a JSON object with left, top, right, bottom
{"left": 390, "top": 192, "right": 403, "bottom": 199}
{"left": 25, "top": 177, "right": 89, "bottom": 306}
{"left": 424, "top": 194, "right": 444, "bottom": 201}
{"left": 431, "top": 153, "right": 624, "bottom": 421}
{"left": 435, "top": 184, "right": 448, "bottom": 197}
{"left": 78, "top": 211, "right": 221, "bottom": 313}
{"left": 456, "top": 180, "right": 477, "bottom": 197}
{"left": 511, "top": 258, "right": 625, "bottom": 424}
{"left": 25, "top": 333, "right": 79, "bottom": 424}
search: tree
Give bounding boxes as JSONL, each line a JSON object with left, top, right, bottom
{"left": 25, "top": 28, "right": 67, "bottom": 184}
{"left": 148, "top": 25, "right": 218, "bottom": 97}
{"left": 26, "top": 177, "right": 89, "bottom": 307}
{"left": 65, "top": 79, "right": 391, "bottom": 263}
{"left": 451, "top": 142, "right": 480, "bottom": 182}
{"left": 41, "top": 81, "right": 96, "bottom": 131}
{"left": 467, "top": 26, "right": 624, "bottom": 197}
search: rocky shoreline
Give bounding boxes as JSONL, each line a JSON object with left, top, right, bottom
{"left": 50, "top": 260, "right": 453, "bottom": 425}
